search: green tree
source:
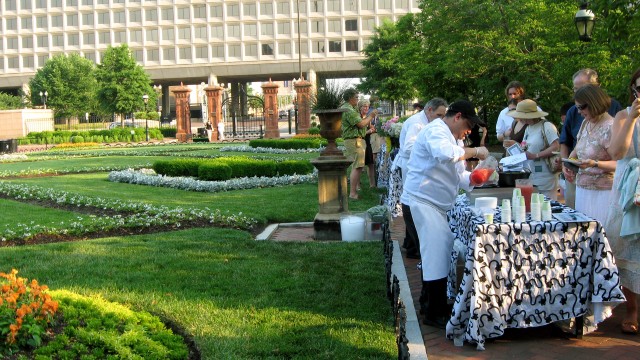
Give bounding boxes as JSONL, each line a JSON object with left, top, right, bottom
{"left": 359, "top": 15, "right": 420, "bottom": 113}
{"left": 95, "top": 44, "right": 156, "bottom": 122}
{"left": 0, "top": 93, "right": 23, "bottom": 110}
{"left": 29, "top": 53, "right": 97, "bottom": 118}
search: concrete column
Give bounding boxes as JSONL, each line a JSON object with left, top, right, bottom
{"left": 204, "top": 84, "right": 223, "bottom": 142}
{"left": 173, "top": 83, "right": 192, "bottom": 142}
{"left": 261, "top": 79, "right": 280, "bottom": 139}
{"left": 294, "top": 78, "right": 312, "bottom": 134}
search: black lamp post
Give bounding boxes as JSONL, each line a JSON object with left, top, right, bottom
{"left": 39, "top": 90, "right": 48, "bottom": 109}
{"left": 143, "top": 94, "right": 149, "bottom": 141}
{"left": 575, "top": 2, "right": 595, "bottom": 42}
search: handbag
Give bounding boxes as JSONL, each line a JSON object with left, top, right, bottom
{"left": 633, "top": 124, "right": 640, "bottom": 206}
{"left": 541, "top": 121, "right": 562, "bottom": 174}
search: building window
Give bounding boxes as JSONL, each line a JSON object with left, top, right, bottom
{"left": 5, "top": 18, "right": 17, "bottom": 31}
{"left": 99, "top": 31, "right": 110, "bottom": 44}
{"left": 396, "top": 0, "right": 410, "bottom": 10}
{"left": 178, "top": 47, "right": 191, "bottom": 60}
{"left": 261, "top": 23, "right": 273, "bottom": 36}
{"left": 329, "top": 41, "right": 341, "bottom": 52}
{"left": 52, "top": 34, "right": 64, "bottom": 47}
{"left": 145, "top": 9, "right": 158, "bottom": 22}
{"left": 146, "top": 29, "right": 158, "bottom": 42}
{"left": 178, "top": 27, "right": 190, "bottom": 40}
{"left": 362, "top": 0, "right": 375, "bottom": 10}
{"left": 244, "top": 24, "right": 257, "bottom": 37}
{"left": 243, "top": 3, "right": 257, "bottom": 17}
{"left": 35, "top": 0, "right": 46, "bottom": 9}
{"left": 211, "top": 25, "right": 223, "bottom": 39}
{"left": 114, "top": 30, "right": 126, "bottom": 44}
{"left": 194, "top": 26, "right": 207, "bottom": 40}
{"left": 7, "top": 37, "right": 18, "bottom": 50}
{"left": 51, "top": 0, "right": 62, "bottom": 6}
{"left": 311, "top": 1, "right": 323, "bottom": 12}
{"left": 83, "top": 33, "right": 95, "bottom": 45}
{"left": 84, "top": 52, "right": 96, "bottom": 63}
{"left": 21, "top": 17, "right": 32, "bottom": 30}
{"left": 345, "top": 39, "right": 358, "bottom": 52}
{"left": 130, "top": 29, "right": 143, "bottom": 42}
{"left": 132, "top": 49, "right": 143, "bottom": 62}
{"left": 20, "top": 0, "right": 32, "bottom": 10}
{"left": 327, "top": 20, "right": 340, "bottom": 32}
{"left": 277, "top": 22, "right": 290, "bottom": 35}
{"left": 162, "top": 28, "right": 174, "bottom": 41}
{"left": 245, "top": 43, "right": 257, "bottom": 56}
{"left": 260, "top": 3, "right": 273, "bottom": 16}
{"left": 51, "top": 15, "right": 63, "bottom": 27}
{"left": 22, "top": 36, "right": 33, "bottom": 49}
{"left": 193, "top": 5, "right": 206, "bottom": 19}
{"left": 81, "top": 0, "right": 93, "bottom": 5}
{"left": 277, "top": 2, "right": 289, "bottom": 15}
{"left": 38, "top": 55, "right": 49, "bottom": 66}
{"left": 227, "top": 24, "right": 240, "bottom": 38}
{"left": 68, "top": 33, "right": 80, "bottom": 46}
{"left": 294, "top": 1, "right": 306, "bottom": 13}
{"left": 227, "top": 4, "right": 239, "bottom": 17}
{"left": 210, "top": 5, "right": 223, "bottom": 19}
{"left": 195, "top": 46, "right": 208, "bottom": 59}
{"left": 36, "top": 16, "right": 47, "bottom": 29}
{"left": 163, "top": 48, "right": 175, "bottom": 60}
{"left": 113, "top": 11, "right": 125, "bottom": 24}
{"left": 228, "top": 44, "right": 241, "bottom": 57}
{"left": 345, "top": 19, "right": 357, "bottom": 31}
{"left": 5, "top": 1, "right": 17, "bottom": 11}
{"left": 177, "top": 7, "right": 189, "bottom": 20}
{"left": 362, "top": 18, "right": 376, "bottom": 31}
{"left": 327, "top": 0, "right": 339, "bottom": 11}
{"left": 212, "top": 45, "right": 224, "bottom": 58}
{"left": 311, "top": 20, "right": 324, "bottom": 34}
{"left": 129, "top": 10, "right": 142, "bottom": 23}
{"left": 82, "top": 13, "right": 94, "bottom": 26}
{"left": 312, "top": 41, "right": 324, "bottom": 54}
{"left": 344, "top": 0, "right": 357, "bottom": 11}
{"left": 261, "top": 44, "right": 274, "bottom": 55}
{"left": 278, "top": 42, "right": 291, "bottom": 55}
{"left": 37, "top": 35, "right": 48, "bottom": 48}
{"left": 379, "top": 0, "right": 392, "bottom": 10}
{"left": 66, "top": 0, "right": 78, "bottom": 5}
{"left": 295, "top": 20, "right": 307, "bottom": 34}
{"left": 67, "top": 14, "right": 79, "bottom": 26}
{"left": 161, "top": 8, "right": 174, "bottom": 21}
{"left": 23, "top": 55, "right": 34, "bottom": 68}
{"left": 8, "top": 57, "right": 19, "bottom": 69}
{"left": 97, "top": 12, "right": 109, "bottom": 25}
{"left": 147, "top": 48, "right": 159, "bottom": 61}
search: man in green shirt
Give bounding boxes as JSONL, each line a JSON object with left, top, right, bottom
{"left": 341, "top": 88, "right": 379, "bottom": 199}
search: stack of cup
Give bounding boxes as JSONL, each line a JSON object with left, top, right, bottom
{"left": 502, "top": 199, "right": 511, "bottom": 223}
{"left": 542, "top": 200, "right": 552, "bottom": 221}
{"left": 530, "top": 194, "right": 541, "bottom": 221}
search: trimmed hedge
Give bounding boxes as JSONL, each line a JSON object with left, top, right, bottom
{"left": 152, "top": 157, "right": 313, "bottom": 180}
{"left": 248, "top": 138, "right": 325, "bottom": 150}
{"left": 160, "top": 128, "right": 177, "bottom": 138}
{"left": 17, "top": 128, "right": 164, "bottom": 145}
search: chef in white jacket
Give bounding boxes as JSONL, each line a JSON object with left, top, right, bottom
{"left": 403, "top": 99, "right": 489, "bottom": 328}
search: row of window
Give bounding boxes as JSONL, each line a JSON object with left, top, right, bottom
{"left": 3, "top": 15, "right": 365, "bottom": 34}
{"left": 2, "top": 1, "right": 410, "bottom": 15}
{"left": 0, "top": 39, "right": 362, "bottom": 70}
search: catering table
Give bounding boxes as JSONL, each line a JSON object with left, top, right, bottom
{"left": 445, "top": 194, "right": 625, "bottom": 350}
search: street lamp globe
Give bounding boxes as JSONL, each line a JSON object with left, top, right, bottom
{"left": 575, "top": 3, "right": 595, "bottom": 42}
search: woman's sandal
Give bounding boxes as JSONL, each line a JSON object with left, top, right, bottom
{"left": 621, "top": 321, "right": 639, "bottom": 335}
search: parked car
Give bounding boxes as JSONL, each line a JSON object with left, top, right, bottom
{"left": 279, "top": 110, "right": 288, "bottom": 119}
{"left": 108, "top": 121, "right": 139, "bottom": 129}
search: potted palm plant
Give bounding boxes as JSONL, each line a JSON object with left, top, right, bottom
{"left": 312, "top": 82, "right": 348, "bottom": 158}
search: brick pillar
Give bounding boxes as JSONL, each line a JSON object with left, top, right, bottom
{"left": 294, "top": 78, "right": 312, "bottom": 134}
{"left": 261, "top": 79, "right": 280, "bottom": 139}
{"left": 204, "top": 84, "right": 223, "bottom": 142}
{"left": 173, "top": 83, "right": 192, "bottom": 143}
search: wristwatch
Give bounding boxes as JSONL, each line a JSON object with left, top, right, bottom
{"left": 594, "top": 160, "right": 599, "bottom": 168}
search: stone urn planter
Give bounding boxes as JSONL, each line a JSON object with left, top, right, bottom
{"left": 314, "top": 108, "right": 347, "bottom": 158}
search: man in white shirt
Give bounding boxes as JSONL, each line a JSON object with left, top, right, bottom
{"left": 403, "top": 100, "right": 489, "bottom": 328}
{"left": 496, "top": 81, "right": 526, "bottom": 142}
{"left": 396, "top": 98, "right": 448, "bottom": 259}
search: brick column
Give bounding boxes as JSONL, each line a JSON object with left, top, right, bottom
{"left": 204, "top": 84, "right": 223, "bottom": 142}
{"left": 294, "top": 78, "right": 312, "bottom": 134}
{"left": 173, "top": 83, "right": 192, "bottom": 143}
{"left": 261, "top": 79, "right": 280, "bottom": 139}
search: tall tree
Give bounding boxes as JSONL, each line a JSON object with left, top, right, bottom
{"left": 0, "top": 93, "right": 23, "bottom": 110}
{"left": 29, "top": 53, "right": 97, "bottom": 119}
{"left": 95, "top": 44, "right": 156, "bottom": 120}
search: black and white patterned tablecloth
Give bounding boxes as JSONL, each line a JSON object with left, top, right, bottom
{"left": 445, "top": 195, "right": 625, "bottom": 350}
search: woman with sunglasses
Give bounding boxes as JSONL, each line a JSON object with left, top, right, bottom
{"left": 604, "top": 69, "right": 640, "bottom": 335}
{"left": 564, "top": 84, "right": 616, "bottom": 223}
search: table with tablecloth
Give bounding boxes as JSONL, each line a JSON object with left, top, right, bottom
{"left": 445, "top": 195, "right": 626, "bottom": 350}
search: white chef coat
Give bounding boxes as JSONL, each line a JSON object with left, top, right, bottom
{"left": 393, "top": 110, "right": 430, "bottom": 183}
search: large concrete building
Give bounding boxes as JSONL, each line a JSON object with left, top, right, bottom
{"left": 0, "top": 0, "right": 419, "bottom": 91}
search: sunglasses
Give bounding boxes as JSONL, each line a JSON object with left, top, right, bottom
{"left": 575, "top": 103, "right": 588, "bottom": 111}
{"left": 632, "top": 85, "right": 640, "bottom": 98}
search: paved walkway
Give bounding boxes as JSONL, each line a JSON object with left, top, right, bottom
{"left": 269, "top": 218, "right": 639, "bottom": 359}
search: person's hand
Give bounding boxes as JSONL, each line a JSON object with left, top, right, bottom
{"left": 577, "top": 158, "right": 596, "bottom": 169}
{"left": 474, "top": 147, "right": 489, "bottom": 160}
{"left": 563, "top": 165, "right": 576, "bottom": 183}
{"left": 503, "top": 139, "right": 516, "bottom": 148}
{"left": 629, "top": 98, "right": 640, "bottom": 120}
{"left": 525, "top": 151, "right": 537, "bottom": 160}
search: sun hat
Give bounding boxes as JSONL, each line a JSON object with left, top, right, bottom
{"left": 447, "top": 100, "right": 486, "bottom": 128}
{"left": 506, "top": 99, "right": 548, "bottom": 119}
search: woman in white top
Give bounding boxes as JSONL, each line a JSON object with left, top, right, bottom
{"left": 507, "top": 99, "right": 560, "bottom": 200}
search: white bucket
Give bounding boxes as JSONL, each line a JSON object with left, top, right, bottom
{"left": 340, "top": 214, "right": 366, "bottom": 242}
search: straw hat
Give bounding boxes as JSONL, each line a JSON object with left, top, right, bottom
{"left": 506, "top": 99, "right": 548, "bottom": 119}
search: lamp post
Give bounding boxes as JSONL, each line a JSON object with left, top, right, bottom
{"left": 143, "top": 94, "right": 149, "bottom": 141}
{"left": 575, "top": 2, "right": 595, "bottom": 42}
{"left": 153, "top": 84, "right": 162, "bottom": 120}
{"left": 39, "top": 90, "right": 48, "bottom": 109}
{"left": 296, "top": 0, "right": 302, "bottom": 81}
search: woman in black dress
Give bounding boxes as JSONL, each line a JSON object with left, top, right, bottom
{"left": 358, "top": 99, "right": 377, "bottom": 188}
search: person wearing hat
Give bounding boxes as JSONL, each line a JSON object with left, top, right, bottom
{"left": 507, "top": 99, "right": 560, "bottom": 200}
{"left": 403, "top": 99, "right": 489, "bottom": 328}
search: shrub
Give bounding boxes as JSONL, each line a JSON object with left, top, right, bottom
{"left": 160, "top": 128, "right": 177, "bottom": 138}
{"left": 198, "top": 162, "right": 232, "bottom": 181}
{"left": 70, "top": 135, "right": 85, "bottom": 143}
{"left": 276, "top": 160, "right": 314, "bottom": 176}
{"left": 153, "top": 158, "right": 203, "bottom": 177}
{"left": 249, "top": 138, "right": 324, "bottom": 150}
{"left": 308, "top": 127, "right": 320, "bottom": 135}
{"left": 0, "top": 269, "right": 59, "bottom": 354}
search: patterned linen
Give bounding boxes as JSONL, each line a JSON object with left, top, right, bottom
{"left": 445, "top": 195, "right": 625, "bottom": 350}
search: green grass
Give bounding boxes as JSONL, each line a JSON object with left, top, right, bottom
{"left": 0, "top": 198, "right": 87, "bottom": 228}
{"left": 1, "top": 228, "right": 395, "bottom": 359}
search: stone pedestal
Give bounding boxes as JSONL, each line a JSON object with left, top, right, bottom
{"left": 204, "top": 84, "right": 223, "bottom": 141}
{"left": 294, "top": 79, "right": 312, "bottom": 134}
{"left": 173, "top": 84, "right": 192, "bottom": 143}
{"left": 311, "top": 157, "right": 352, "bottom": 241}
{"left": 261, "top": 79, "right": 280, "bottom": 139}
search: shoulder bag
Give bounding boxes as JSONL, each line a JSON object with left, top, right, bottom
{"left": 541, "top": 121, "right": 562, "bottom": 174}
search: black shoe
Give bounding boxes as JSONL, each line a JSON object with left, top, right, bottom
{"left": 405, "top": 251, "right": 421, "bottom": 259}
{"left": 423, "top": 316, "right": 448, "bottom": 329}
